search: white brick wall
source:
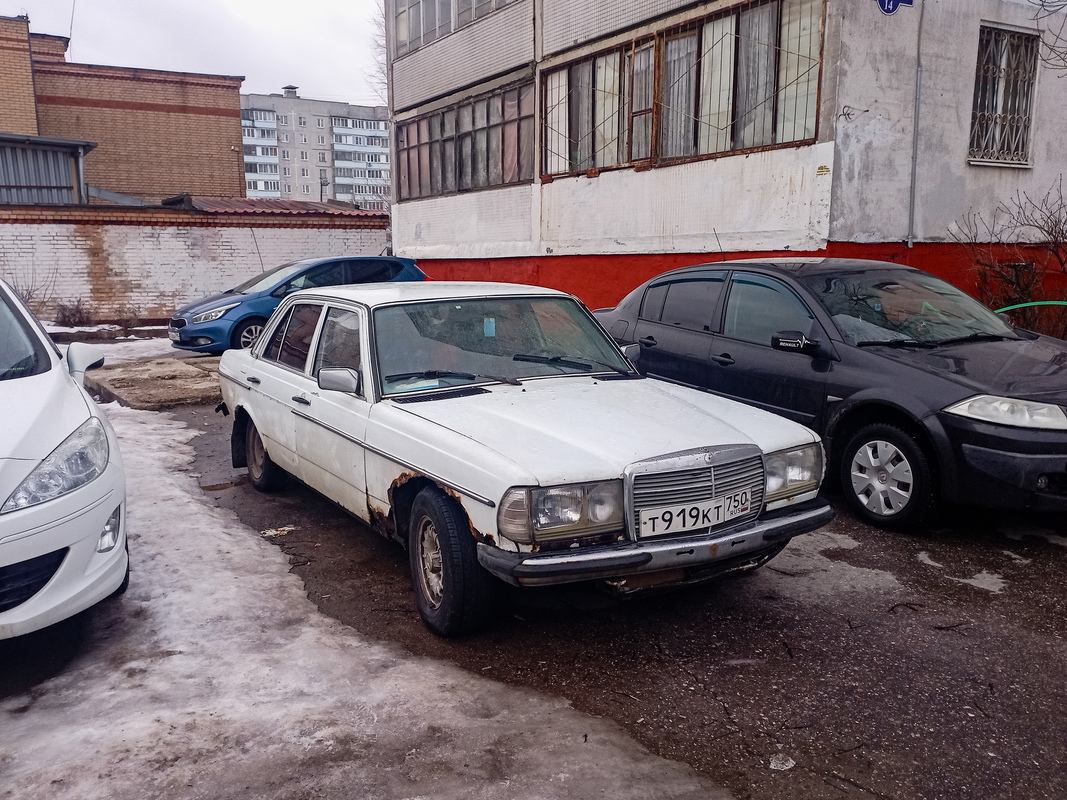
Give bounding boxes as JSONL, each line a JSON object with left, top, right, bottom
{"left": 0, "top": 224, "right": 389, "bottom": 321}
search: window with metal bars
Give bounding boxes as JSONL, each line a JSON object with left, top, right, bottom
{"left": 396, "top": 82, "right": 535, "bottom": 200}
{"left": 969, "top": 26, "right": 1039, "bottom": 166}
{"left": 542, "top": 0, "right": 822, "bottom": 177}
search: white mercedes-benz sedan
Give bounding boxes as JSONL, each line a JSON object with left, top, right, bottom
{"left": 0, "top": 279, "right": 128, "bottom": 639}
{"left": 218, "top": 282, "right": 833, "bottom": 636}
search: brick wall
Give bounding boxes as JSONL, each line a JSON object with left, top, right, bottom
{"left": 0, "top": 17, "right": 40, "bottom": 135}
{"left": 0, "top": 207, "right": 389, "bottom": 322}
{"left": 33, "top": 63, "right": 246, "bottom": 202}
{"left": 28, "top": 32, "right": 68, "bottom": 62}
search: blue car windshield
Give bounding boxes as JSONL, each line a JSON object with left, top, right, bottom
{"left": 798, "top": 269, "right": 1018, "bottom": 345}
{"left": 231, "top": 260, "right": 316, "bottom": 294}
{"left": 0, "top": 288, "right": 50, "bottom": 381}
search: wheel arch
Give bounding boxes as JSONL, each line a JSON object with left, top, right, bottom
{"left": 230, "top": 405, "right": 251, "bottom": 468}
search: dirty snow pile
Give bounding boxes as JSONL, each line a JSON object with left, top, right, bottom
{"left": 0, "top": 406, "right": 728, "bottom": 800}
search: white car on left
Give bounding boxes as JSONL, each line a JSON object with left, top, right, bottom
{"left": 0, "top": 279, "right": 128, "bottom": 639}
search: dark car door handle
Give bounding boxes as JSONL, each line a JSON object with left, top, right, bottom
{"left": 639, "top": 336, "right": 658, "bottom": 348}
{"left": 292, "top": 396, "right": 311, "bottom": 405}
{"left": 246, "top": 376, "right": 261, "bottom": 385}
{"left": 711, "top": 353, "right": 735, "bottom": 366}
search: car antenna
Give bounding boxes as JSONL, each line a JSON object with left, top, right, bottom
{"left": 713, "top": 228, "right": 726, "bottom": 262}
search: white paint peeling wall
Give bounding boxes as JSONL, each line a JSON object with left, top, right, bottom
{"left": 392, "top": 0, "right": 534, "bottom": 111}
{"left": 827, "top": 0, "right": 1067, "bottom": 243}
{"left": 0, "top": 224, "right": 388, "bottom": 319}
{"left": 393, "top": 141, "right": 834, "bottom": 258}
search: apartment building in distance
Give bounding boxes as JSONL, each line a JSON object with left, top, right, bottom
{"left": 242, "top": 87, "right": 391, "bottom": 210}
{"left": 384, "top": 0, "right": 1067, "bottom": 307}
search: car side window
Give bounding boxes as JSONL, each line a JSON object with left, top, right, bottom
{"left": 659, "top": 273, "right": 727, "bottom": 332}
{"left": 277, "top": 262, "right": 349, "bottom": 295}
{"left": 312, "top": 307, "right": 363, "bottom": 384}
{"left": 723, "top": 274, "right": 817, "bottom": 346}
{"left": 639, "top": 283, "right": 669, "bottom": 321}
{"left": 262, "top": 303, "right": 323, "bottom": 371}
{"left": 350, "top": 260, "right": 403, "bottom": 283}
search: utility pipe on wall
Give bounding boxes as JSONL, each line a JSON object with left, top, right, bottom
{"left": 907, "top": 0, "right": 927, "bottom": 248}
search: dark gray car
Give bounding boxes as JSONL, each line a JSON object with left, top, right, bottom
{"left": 595, "top": 258, "right": 1067, "bottom": 529}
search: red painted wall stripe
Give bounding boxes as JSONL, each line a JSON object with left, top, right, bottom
{"left": 35, "top": 94, "right": 240, "bottom": 118}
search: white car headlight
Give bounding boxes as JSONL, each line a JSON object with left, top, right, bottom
{"left": 2, "top": 417, "right": 110, "bottom": 513}
{"left": 192, "top": 302, "right": 240, "bottom": 324}
{"left": 944, "top": 395, "right": 1067, "bottom": 430}
{"left": 764, "top": 444, "right": 823, "bottom": 508}
{"left": 498, "top": 480, "right": 624, "bottom": 543}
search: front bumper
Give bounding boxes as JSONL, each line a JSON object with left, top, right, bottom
{"left": 938, "top": 413, "right": 1067, "bottom": 511}
{"left": 169, "top": 317, "right": 231, "bottom": 353}
{"left": 477, "top": 498, "right": 833, "bottom": 587}
{"left": 0, "top": 464, "right": 127, "bottom": 639}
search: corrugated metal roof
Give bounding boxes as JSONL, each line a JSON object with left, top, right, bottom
{"left": 166, "top": 196, "right": 387, "bottom": 217}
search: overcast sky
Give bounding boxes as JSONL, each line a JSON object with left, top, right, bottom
{"left": 3, "top": 0, "right": 385, "bottom": 105}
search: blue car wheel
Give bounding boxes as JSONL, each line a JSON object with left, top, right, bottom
{"left": 232, "top": 317, "right": 267, "bottom": 350}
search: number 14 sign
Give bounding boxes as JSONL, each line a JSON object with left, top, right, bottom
{"left": 877, "top": 0, "right": 913, "bottom": 13}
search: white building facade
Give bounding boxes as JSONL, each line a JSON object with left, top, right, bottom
{"left": 242, "top": 88, "right": 391, "bottom": 210}
{"left": 386, "top": 0, "right": 1067, "bottom": 307}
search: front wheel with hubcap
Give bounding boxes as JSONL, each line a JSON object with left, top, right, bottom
{"left": 840, "top": 423, "right": 934, "bottom": 530}
{"left": 245, "top": 418, "right": 288, "bottom": 493}
{"left": 409, "top": 488, "right": 495, "bottom": 637}
{"left": 232, "top": 317, "right": 267, "bottom": 350}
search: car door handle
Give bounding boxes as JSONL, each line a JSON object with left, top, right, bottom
{"left": 246, "top": 376, "right": 261, "bottom": 385}
{"left": 639, "top": 336, "right": 658, "bottom": 348}
{"left": 292, "top": 396, "right": 311, "bottom": 405}
{"left": 711, "top": 353, "right": 735, "bottom": 366}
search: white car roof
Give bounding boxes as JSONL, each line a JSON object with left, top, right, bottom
{"left": 290, "top": 281, "right": 571, "bottom": 308}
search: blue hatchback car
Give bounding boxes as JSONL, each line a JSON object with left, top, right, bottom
{"left": 169, "top": 256, "right": 428, "bottom": 353}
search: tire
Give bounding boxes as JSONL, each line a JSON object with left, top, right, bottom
{"left": 232, "top": 317, "right": 267, "bottom": 350}
{"left": 840, "top": 423, "right": 934, "bottom": 530}
{"left": 408, "top": 488, "right": 496, "bottom": 637}
{"left": 245, "top": 418, "right": 288, "bottom": 493}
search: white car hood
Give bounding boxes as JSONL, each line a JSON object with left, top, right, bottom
{"left": 0, "top": 364, "right": 91, "bottom": 498}
{"left": 389, "top": 376, "right": 817, "bottom": 486}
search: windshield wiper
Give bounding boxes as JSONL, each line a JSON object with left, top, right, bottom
{"left": 855, "top": 339, "right": 937, "bottom": 348}
{"left": 513, "top": 353, "right": 629, "bottom": 375}
{"left": 384, "top": 369, "right": 521, "bottom": 386}
{"left": 931, "top": 332, "right": 1017, "bottom": 346}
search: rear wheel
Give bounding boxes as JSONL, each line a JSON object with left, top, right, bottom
{"left": 246, "top": 418, "right": 288, "bottom": 492}
{"left": 840, "top": 423, "right": 934, "bottom": 529}
{"left": 232, "top": 317, "right": 267, "bottom": 350}
{"left": 409, "top": 488, "right": 495, "bottom": 637}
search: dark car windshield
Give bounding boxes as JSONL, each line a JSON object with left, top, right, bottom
{"left": 231, "top": 260, "right": 317, "bottom": 294}
{"left": 798, "top": 269, "right": 1018, "bottom": 345}
{"left": 0, "top": 287, "right": 51, "bottom": 381}
{"left": 375, "top": 296, "right": 633, "bottom": 395}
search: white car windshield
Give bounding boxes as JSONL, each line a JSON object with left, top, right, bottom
{"left": 374, "top": 296, "right": 633, "bottom": 395}
{"left": 0, "top": 288, "right": 49, "bottom": 381}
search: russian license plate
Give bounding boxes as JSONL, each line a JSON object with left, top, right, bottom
{"left": 639, "top": 490, "right": 751, "bottom": 538}
{"left": 168, "top": 329, "right": 180, "bottom": 341}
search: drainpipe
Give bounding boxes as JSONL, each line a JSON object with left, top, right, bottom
{"left": 907, "top": 0, "right": 927, "bottom": 248}
{"left": 76, "top": 146, "right": 87, "bottom": 204}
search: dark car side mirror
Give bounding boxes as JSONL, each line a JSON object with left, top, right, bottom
{"left": 772, "top": 331, "right": 825, "bottom": 358}
{"left": 318, "top": 367, "right": 362, "bottom": 395}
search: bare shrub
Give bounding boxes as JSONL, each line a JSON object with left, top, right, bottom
{"left": 54, "top": 299, "right": 95, "bottom": 328}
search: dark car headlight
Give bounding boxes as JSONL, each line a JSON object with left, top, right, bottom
{"left": 192, "top": 302, "right": 240, "bottom": 324}
{"left": 944, "top": 395, "right": 1067, "bottom": 430}
{"left": 497, "top": 481, "right": 624, "bottom": 544}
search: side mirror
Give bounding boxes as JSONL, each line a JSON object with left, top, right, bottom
{"left": 318, "top": 367, "right": 362, "bottom": 395}
{"left": 66, "top": 341, "right": 105, "bottom": 386}
{"left": 772, "top": 330, "right": 823, "bottom": 358}
{"left": 622, "top": 343, "right": 641, "bottom": 364}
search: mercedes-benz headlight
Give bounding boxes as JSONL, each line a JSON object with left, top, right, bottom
{"left": 944, "top": 395, "right": 1067, "bottom": 430}
{"left": 764, "top": 444, "right": 823, "bottom": 509}
{"left": 2, "top": 417, "right": 110, "bottom": 513}
{"left": 192, "top": 302, "right": 240, "bottom": 324}
{"left": 497, "top": 480, "right": 624, "bottom": 543}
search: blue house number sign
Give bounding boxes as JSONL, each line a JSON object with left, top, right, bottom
{"left": 877, "top": 0, "right": 913, "bottom": 13}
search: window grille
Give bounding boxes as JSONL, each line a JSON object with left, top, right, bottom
{"left": 969, "top": 26, "right": 1039, "bottom": 165}
{"left": 542, "top": 0, "right": 822, "bottom": 177}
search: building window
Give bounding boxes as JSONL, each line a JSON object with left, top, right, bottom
{"left": 259, "top": 128, "right": 277, "bottom": 139}
{"left": 300, "top": 133, "right": 308, "bottom": 144}
{"left": 243, "top": 145, "right": 257, "bottom": 156}
{"left": 302, "top": 184, "right": 311, "bottom": 194}
{"left": 543, "top": 0, "right": 821, "bottom": 176}
{"left": 969, "top": 25, "right": 1040, "bottom": 165}
{"left": 283, "top": 166, "right": 292, "bottom": 176}
{"left": 259, "top": 146, "right": 278, "bottom": 156}
{"left": 317, "top": 118, "right": 326, "bottom": 128}
{"left": 282, "top": 150, "right": 290, "bottom": 160}
{"left": 298, "top": 116, "right": 307, "bottom": 126}
{"left": 280, "top": 132, "right": 290, "bottom": 143}
{"left": 278, "top": 115, "right": 289, "bottom": 126}
{"left": 333, "top": 117, "right": 351, "bottom": 127}
{"left": 301, "top": 151, "right": 309, "bottom": 161}
{"left": 318, "top": 152, "right": 328, "bottom": 163}
{"left": 301, "top": 168, "right": 310, "bottom": 177}
{"left": 318, "top": 135, "right": 326, "bottom": 144}
{"left": 397, "top": 81, "right": 535, "bottom": 200}
{"left": 265, "top": 181, "right": 280, "bottom": 191}
{"left": 252, "top": 110, "right": 275, "bottom": 122}
{"left": 285, "top": 184, "right": 292, "bottom": 193}
{"left": 242, "top": 127, "right": 256, "bottom": 138}
{"left": 247, "top": 180, "right": 260, "bottom": 191}
{"left": 396, "top": 0, "right": 516, "bottom": 56}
